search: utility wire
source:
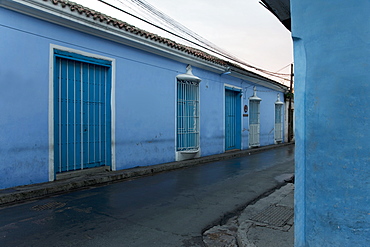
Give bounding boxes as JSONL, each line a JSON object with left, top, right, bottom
{"left": 0, "top": 23, "right": 288, "bottom": 86}
{"left": 275, "top": 62, "right": 293, "bottom": 73}
{"left": 127, "top": 0, "right": 243, "bottom": 63}
{"left": 115, "top": 0, "right": 245, "bottom": 65}
{"left": 97, "top": 0, "right": 243, "bottom": 63}
{"left": 127, "top": 0, "right": 287, "bottom": 76}
{"left": 130, "top": 0, "right": 292, "bottom": 78}
{"left": 116, "top": 0, "right": 174, "bottom": 34}
{"left": 97, "top": 0, "right": 291, "bottom": 80}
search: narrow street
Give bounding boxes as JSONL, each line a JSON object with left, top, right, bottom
{"left": 0, "top": 145, "right": 294, "bottom": 247}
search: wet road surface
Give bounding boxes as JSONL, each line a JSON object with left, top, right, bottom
{"left": 0, "top": 145, "right": 294, "bottom": 247}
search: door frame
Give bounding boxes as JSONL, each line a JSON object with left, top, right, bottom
{"left": 48, "top": 44, "right": 116, "bottom": 181}
{"left": 224, "top": 84, "right": 242, "bottom": 151}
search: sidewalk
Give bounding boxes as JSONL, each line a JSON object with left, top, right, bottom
{"left": 0, "top": 142, "right": 294, "bottom": 206}
{"left": 203, "top": 182, "right": 294, "bottom": 247}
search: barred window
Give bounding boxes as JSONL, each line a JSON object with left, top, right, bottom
{"left": 249, "top": 86, "right": 261, "bottom": 147}
{"left": 177, "top": 80, "right": 199, "bottom": 151}
{"left": 275, "top": 104, "right": 283, "bottom": 124}
{"left": 275, "top": 94, "right": 284, "bottom": 142}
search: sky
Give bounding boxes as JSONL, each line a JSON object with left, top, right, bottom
{"left": 72, "top": 0, "right": 293, "bottom": 84}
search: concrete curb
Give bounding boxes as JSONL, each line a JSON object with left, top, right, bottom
{"left": 237, "top": 222, "right": 257, "bottom": 247}
{"left": 236, "top": 183, "right": 295, "bottom": 247}
{"left": 0, "top": 142, "right": 294, "bottom": 206}
{"left": 202, "top": 182, "right": 294, "bottom": 247}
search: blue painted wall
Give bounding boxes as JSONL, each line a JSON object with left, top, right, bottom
{"left": 291, "top": 1, "right": 370, "bottom": 246}
{"left": 0, "top": 9, "right": 50, "bottom": 188}
{"left": 0, "top": 6, "right": 284, "bottom": 189}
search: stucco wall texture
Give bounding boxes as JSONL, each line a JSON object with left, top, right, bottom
{"left": 0, "top": 6, "right": 285, "bottom": 189}
{"left": 292, "top": 1, "right": 370, "bottom": 246}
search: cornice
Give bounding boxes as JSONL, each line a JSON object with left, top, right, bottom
{"left": 0, "top": 0, "right": 288, "bottom": 91}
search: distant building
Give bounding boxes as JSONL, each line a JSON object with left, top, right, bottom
{"left": 262, "top": 0, "right": 370, "bottom": 246}
{"left": 0, "top": 0, "right": 288, "bottom": 190}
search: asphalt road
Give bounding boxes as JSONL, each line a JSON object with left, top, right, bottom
{"left": 0, "top": 145, "right": 294, "bottom": 247}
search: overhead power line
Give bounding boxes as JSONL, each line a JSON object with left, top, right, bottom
{"left": 97, "top": 0, "right": 243, "bottom": 63}
{"left": 126, "top": 0, "right": 243, "bottom": 63}
{"left": 275, "top": 63, "right": 293, "bottom": 73}
{"left": 126, "top": 0, "right": 291, "bottom": 78}
{"left": 97, "top": 0, "right": 291, "bottom": 81}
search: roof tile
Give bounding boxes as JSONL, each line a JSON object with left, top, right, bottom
{"left": 38, "top": 0, "right": 286, "bottom": 87}
{"left": 38, "top": 0, "right": 233, "bottom": 66}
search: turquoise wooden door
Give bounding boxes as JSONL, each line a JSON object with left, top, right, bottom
{"left": 225, "top": 88, "right": 241, "bottom": 151}
{"left": 54, "top": 50, "right": 112, "bottom": 173}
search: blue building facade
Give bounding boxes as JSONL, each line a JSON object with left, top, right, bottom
{"left": 292, "top": 1, "right": 370, "bottom": 246}
{"left": 262, "top": 0, "right": 370, "bottom": 246}
{"left": 0, "top": 0, "right": 287, "bottom": 190}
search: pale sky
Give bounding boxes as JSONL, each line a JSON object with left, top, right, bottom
{"left": 73, "top": 0, "right": 293, "bottom": 84}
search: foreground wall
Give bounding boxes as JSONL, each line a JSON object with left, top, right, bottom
{"left": 292, "top": 1, "right": 370, "bottom": 246}
{"left": 0, "top": 5, "right": 284, "bottom": 189}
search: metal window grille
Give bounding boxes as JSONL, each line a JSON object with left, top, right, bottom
{"left": 177, "top": 80, "right": 200, "bottom": 151}
{"left": 249, "top": 100, "right": 260, "bottom": 146}
{"left": 275, "top": 104, "right": 283, "bottom": 141}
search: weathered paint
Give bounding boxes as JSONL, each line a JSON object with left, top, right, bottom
{"left": 0, "top": 5, "right": 285, "bottom": 189}
{"left": 292, "top": 1, "right": 370, "bottom": 246}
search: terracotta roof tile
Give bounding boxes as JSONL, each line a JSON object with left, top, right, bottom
{"left": 38, "top": 0, "right": 239, "bottom": 67}
{"left": 39, "top": 0, "right": 288, "bottom": 81}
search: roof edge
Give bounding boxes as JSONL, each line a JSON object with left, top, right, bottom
{"left": 1, "top": 0, "right": 288, "bottom": 89}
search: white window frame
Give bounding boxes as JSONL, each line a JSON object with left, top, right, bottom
{"left": 274, "top": 93, "right": 284, "bottom": 143}
{"left": 175, "top": 65, "right": 201, "bottom": 161}
{"left": 249, "top": 86, "right": 262, "bottom": 148}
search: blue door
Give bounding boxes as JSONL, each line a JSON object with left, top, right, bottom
{"left": 225, "top": 88, "right": 241, "bottom": 151}
{"left": 54, "top": 50, "right": 112, "bottom": 174}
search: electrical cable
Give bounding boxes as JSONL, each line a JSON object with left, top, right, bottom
{"left": 96, "top": 0, "right": 292, "bottom": 81}
{"left": 128, "top": 0, "right": 240, "bottom": 60}
{"left": 275, "top": 63, "right": 293, "bottom": 73}
{"left": 97, "top": 0, "right": 246, "bottom": 64}
{"left": 0, "top": 23, "right": 288, "bottom": 89}
{"left": 128, "top": 0, "right": 292, "bottom": 77}
{"left": 126, "top": 0, "right": 273, "bottom": 73}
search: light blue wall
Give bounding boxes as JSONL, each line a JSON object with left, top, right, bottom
{"left": 0, "top": 9, "right": 51, "bottom": 188}
{"left": 114, "top": 53, "right": 178, "bottom": 169}
{"left": 292, "top": 1, "right": 370, "bottom": 246}
{"left": 0, "top": 6, "right": 285, "bottom": 189}
{"left": 198, "top": 70, "right": 225, "bottom": 156}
